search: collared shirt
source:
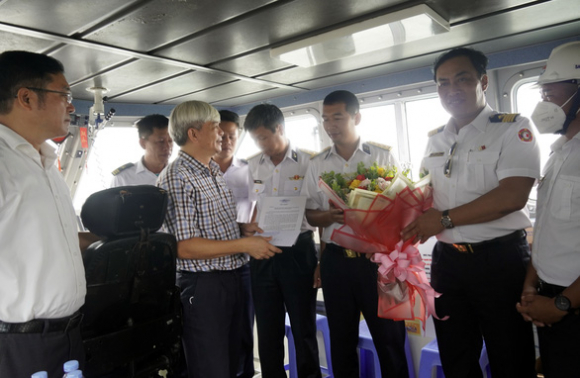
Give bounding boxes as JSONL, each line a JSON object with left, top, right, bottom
{"left": 302, "top": 139, "right": 398, "bottom": 244}
{"left": 222, "top": 157, "right": 254, "bottom": 223}
{"left": 248, "top": 143, "right": 315, "bottom": 234}
{"left": 421, "top": 105, "right": 541, "bottom": 243}
{"left": 533, "top": 132, "right": 580, "bottom": 287}
{"left": 157, "top": 150, "right": 246, "bottom": 272}
{"left": 0, "top": 124, "right": 86, "bottom": 322}
{"left": 110, "top": 157, "right": 160, "bottom": 187}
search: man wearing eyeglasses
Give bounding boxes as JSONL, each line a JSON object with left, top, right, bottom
{"left": 402, "top": 48, "right": 540, "bottom": 377}
{"left": 0, "top": 51, "right": 92, "bottom": 377}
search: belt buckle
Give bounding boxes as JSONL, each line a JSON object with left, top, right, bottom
{"left": 344, "top": 249, "right": 360, "bottom": 258}
{"left": 452, "top": 243, "right": 474, "bottom": 253}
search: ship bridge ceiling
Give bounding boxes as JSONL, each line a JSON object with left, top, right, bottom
{"left": 0, "top": 0, "right": 578, "bottom": 107}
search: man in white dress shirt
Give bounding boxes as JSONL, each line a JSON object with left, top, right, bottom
{"left": 0, "top": 50, "right": 96, "bottom": 377}
{"left": 517, "top": 41, "right": 580, "bottom": 377}
{"left": 110, "top": 114, "right": 172, "bottom": 187}
{"left": 402, "top": 47, "right": 539, "bottom": 377}
{"left": 214, "top": 109, "right": 255, "bottom": 378}
{"left": 244, "top": 104, "right": 321, "bottom": 378}
{"left": 302, "top": 90, "right": 408, "bottom": 378}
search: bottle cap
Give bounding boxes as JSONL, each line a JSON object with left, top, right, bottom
{"left": 64, "top": 360, "right": 79, "bottom": 372}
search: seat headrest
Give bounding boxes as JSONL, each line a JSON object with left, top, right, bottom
{"left": 81, "top": 185, "right": 168, "bottom": 238}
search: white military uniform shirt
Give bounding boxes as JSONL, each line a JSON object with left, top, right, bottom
{"left": 0, "top": 124, "right": 86, "bottom": 322}
{"left": 533, "top": 132, "right": 580, "bottom": 287}
{"left": 248, "top": 143, "right": 314, "bottom": 234}
{"left": 110, "top": 157, "right": 160, "bottom": 187}
{"left": 302, "top": 139, "right": 398, "bottom": 244}
{"left": 222, "top": 157, "right": 254, "bottom": 223}
{"left": 421, "top": 105, "right": 541, "bottom": 243}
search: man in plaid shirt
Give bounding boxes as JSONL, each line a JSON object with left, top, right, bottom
{"left": 157, "top": 101, "right": 281, "bottom": 378}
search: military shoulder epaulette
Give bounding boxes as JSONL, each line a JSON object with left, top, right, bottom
{"left": 428, "top": 126, "right": 445, "bottom": 137}
{"left": 311, "top": 146, "right": 331, "bottom": 160}
{"left": 489, "top": 113, "right": 519, "bottom": 123}
{"left": 246, "top": 152, "right": 261, "bottom": 161}
{"left": 298, "top": 148, "right": 317, "bottom": 158}
{"left": 111, "top": 162, "right": 134, "bottom": 176}
{"left": 238, "top": 158, "right": 248, "bottom": 165}
{"left": 365, "top": 141, "right": 392, "bottom": 151}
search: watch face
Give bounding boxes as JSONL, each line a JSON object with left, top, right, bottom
{"left": 441, "top": 216, "right": 454, "bottom": 229}
{"left": 555, "top": 295, "right": 571, "bottom": 311}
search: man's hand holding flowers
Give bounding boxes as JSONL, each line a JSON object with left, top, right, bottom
{"left": 401, "top": 208, "right": 445, "bottom": 244}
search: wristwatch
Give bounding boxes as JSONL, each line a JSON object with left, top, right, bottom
{"left": 440, "top": 210, "right": 455, "bottom": 229}
{"left": 554, "top": 294, "right": 572, "bottom": 312}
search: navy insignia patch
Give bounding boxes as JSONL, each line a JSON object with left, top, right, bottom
{"left": 291, "top": 150, "right": 298, "bottom": 162}
{"left": 111, "top": 162, "right": 134, "bottom": 176}
{"left": 489, "top": 113, "right": 519, "bottom": 123}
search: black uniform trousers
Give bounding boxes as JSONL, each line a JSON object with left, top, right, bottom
{"left": 320, "top": 243, "right": 409, "bottom": 378}
{"left": 236, "top": 263, "right": 255, "bottom": 378}
{"left": 177, "top": 268, "right": 243, "bottom": 378}
{"left": 0, "top": 311, "right": 84, "bottom": 378}
{"left": 431, "top": 232, "right": 536, "bottom": 378}
{"left": 250, "top": 231, "right": 321, "bottom": 378}
{"left": 536, "top": 280, "right": 580, "bottom": 378}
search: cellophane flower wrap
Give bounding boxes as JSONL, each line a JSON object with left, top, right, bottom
{"left": 319, "top": 162, "right": 446, "bottom": 327}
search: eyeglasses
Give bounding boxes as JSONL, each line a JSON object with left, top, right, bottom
{"left": 443, "top": 142, "right": 457, "bottom": 178}
{"left": 24, "top": 87, "right": 73, "bottom": 104}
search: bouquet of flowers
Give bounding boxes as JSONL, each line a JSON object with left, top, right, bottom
{"left": 319, "top": 162, "right": 446, "bottom": 327}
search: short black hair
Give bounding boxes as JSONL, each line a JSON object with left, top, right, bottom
{"left": 433, "top": 47, "right": 489, "bottom": 81}
{"left": 323, "top": 90, "right": 360, "bottom": 116}
{"left": 136, "top": 114, "right": 169, "bottom": 139}
{"left": 243, "top": 104, "right": 284, "bottom": 133}
{"left": 219, "top": 110, "right": 240, "bottom": 129}
{"left": 0, "top": 51, "right": 65, "bottom": 114}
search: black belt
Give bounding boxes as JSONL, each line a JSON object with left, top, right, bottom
{"left": 0, "top": 311, "right": 82, "bottom": 334}
{"left": 444, "top": 230, "right": 526, "bottom": 253}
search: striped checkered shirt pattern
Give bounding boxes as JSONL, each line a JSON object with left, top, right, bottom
{"left": 157, "top": 150, "right": 247, "bottom": 272}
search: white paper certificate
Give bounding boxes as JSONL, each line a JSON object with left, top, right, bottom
{"left": 257, "top": 196, "right": 307, "bottom": 247}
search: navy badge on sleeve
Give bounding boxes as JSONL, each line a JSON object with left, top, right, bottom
{"left": 489, "top": 113, "right": 519, "bottom": 123}
{"left": 111, "top": 162, "right": 134, "bottom": 176}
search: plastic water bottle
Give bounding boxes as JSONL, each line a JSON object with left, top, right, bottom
{"left": 63, "top": 360, "right": 79, "bottom": 377}
{"left": 31, "top": 372, "right": 48, "bottom": 378}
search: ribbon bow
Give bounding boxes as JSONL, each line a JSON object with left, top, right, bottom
{"left": 373, "top": 240, "right": 448, "bottom": 326}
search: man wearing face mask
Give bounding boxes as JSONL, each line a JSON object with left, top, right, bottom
{"left": 517, "top": 41, "right": 580, "bottom": 377}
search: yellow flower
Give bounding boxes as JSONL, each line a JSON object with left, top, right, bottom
{"left": 374, "top": 187, "right": 383, "bottom": 193}
{"left": 349, "top": 179, "right": 361, "bottom": 189}
{"left": 377, "top": 167, "right": 385, "bottom": 176}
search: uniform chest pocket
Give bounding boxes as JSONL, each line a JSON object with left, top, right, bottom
{"left": 422, "top": 156, "right": 446, "bottom": 189}
{"left": 253, "top": 183, "right": 265, "bottom": 195}
{"left": 550, "top": 175, "right": 580, "bottom": 220}
{"left": 283, "top": 180, "right": 303, "bottom": 196}
{"left": 465, "top": 150, "right": 500, "bottom": 192}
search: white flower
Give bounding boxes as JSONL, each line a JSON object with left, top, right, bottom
{"left": 360, "top": 179, "right": 371, "bottom": 187}
{"left": 377, "top": 177, "right": 390, "bottom": 191}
